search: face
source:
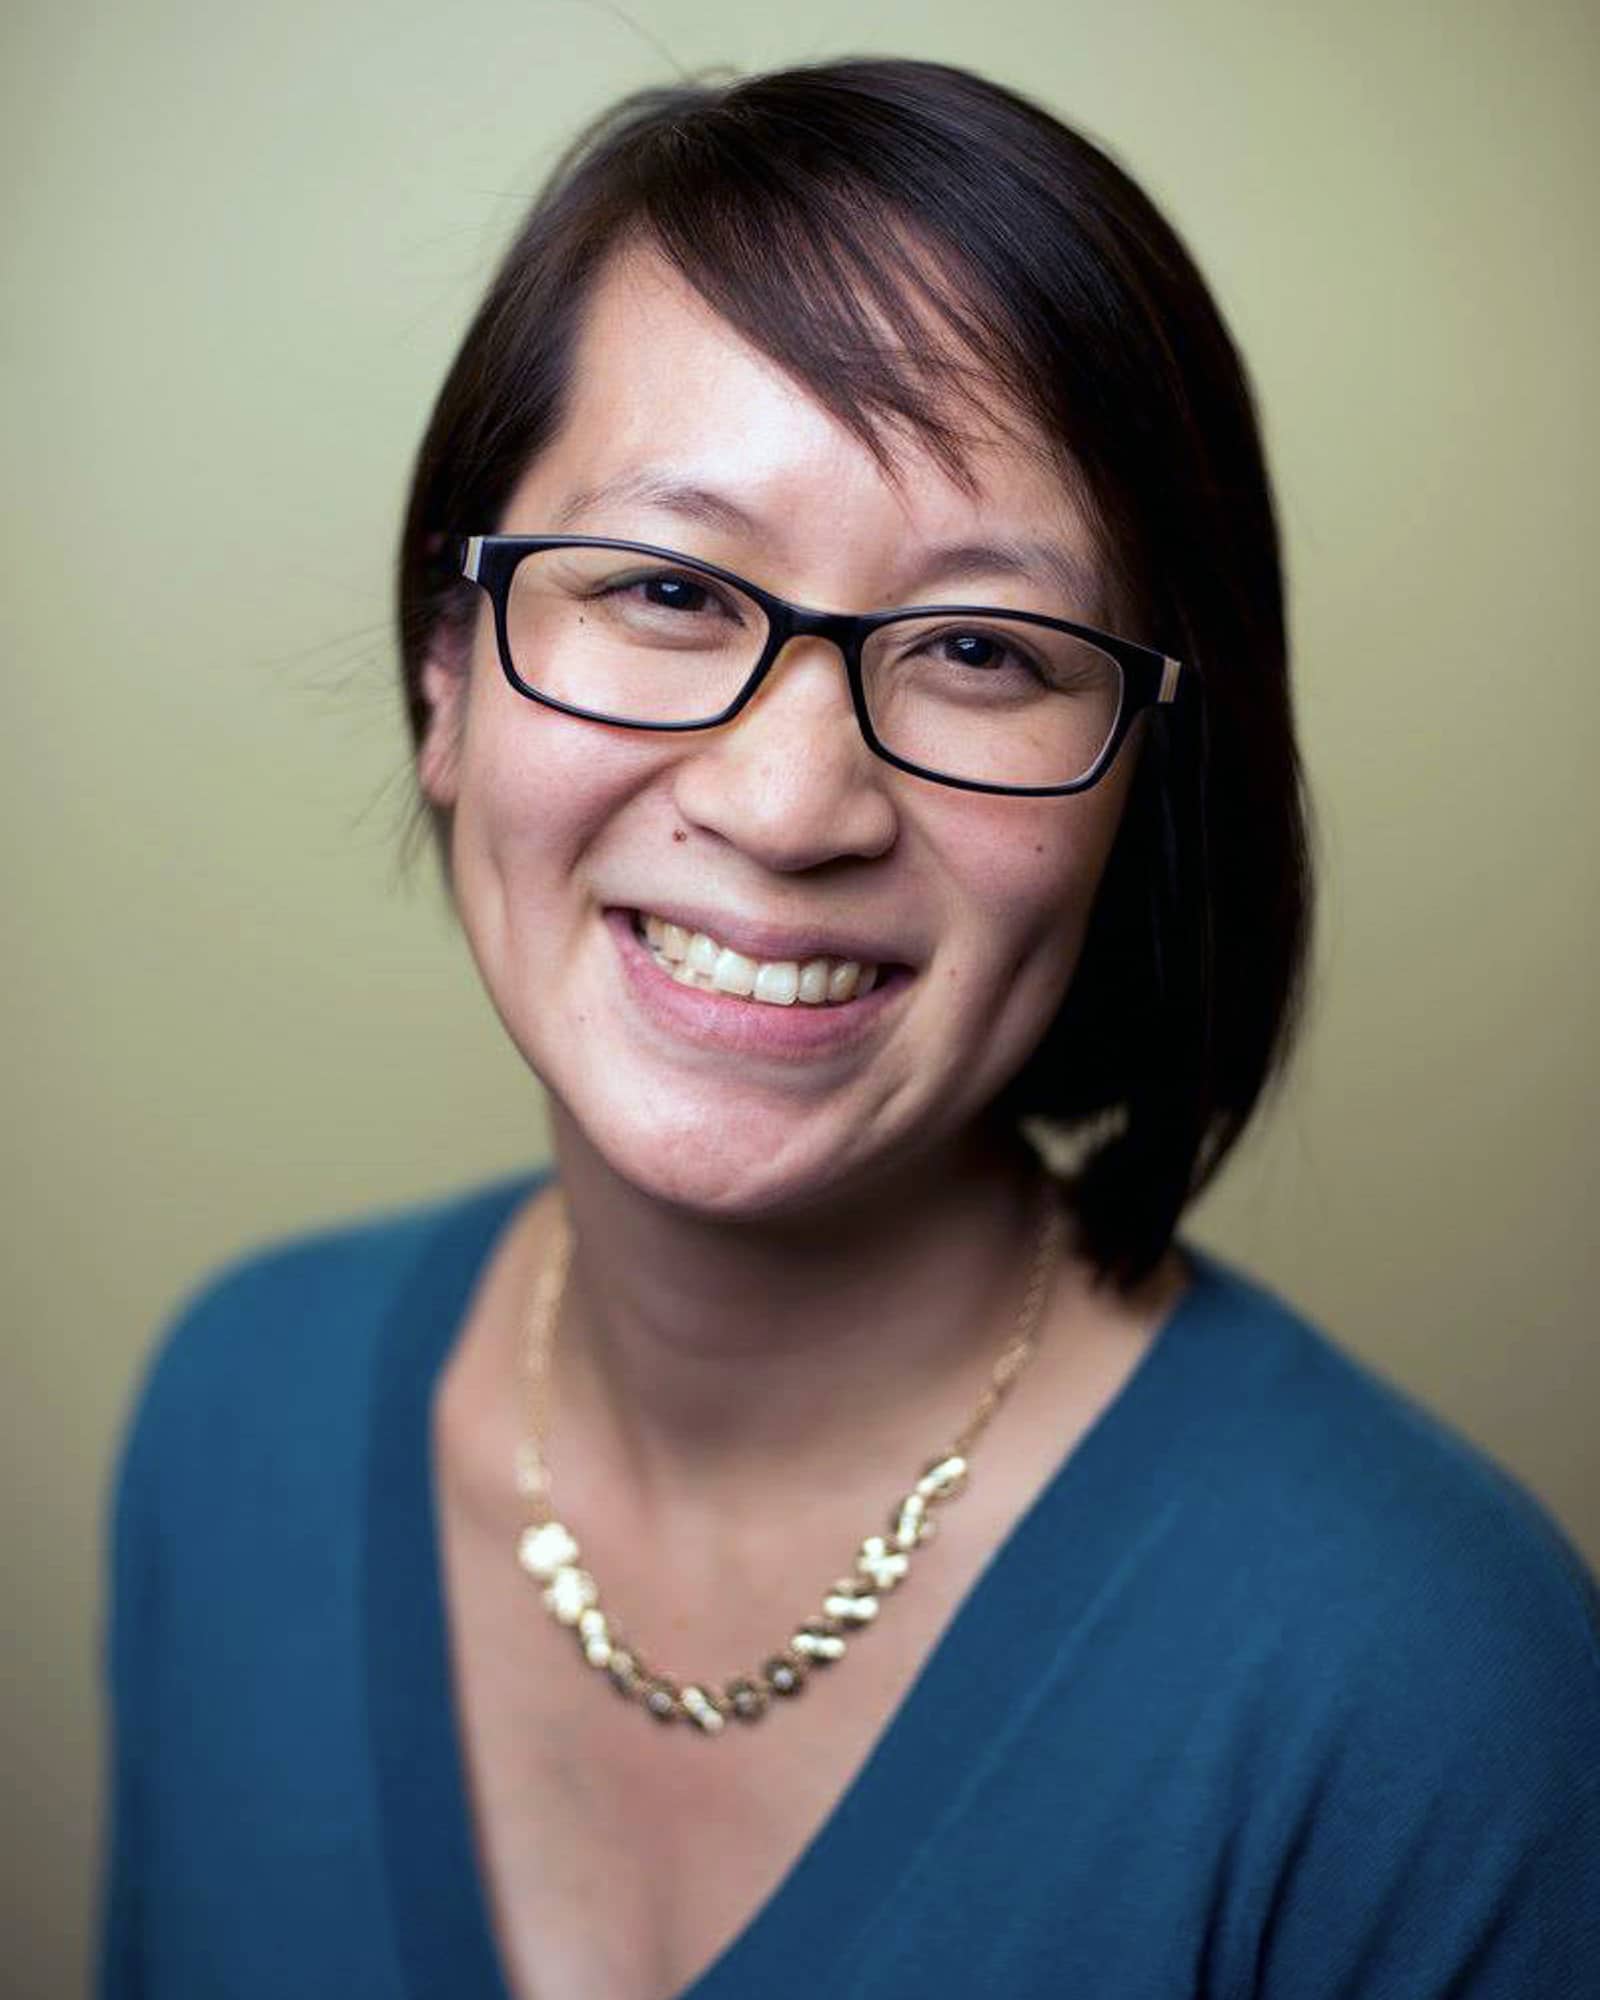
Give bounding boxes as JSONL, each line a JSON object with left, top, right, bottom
{"left": 419, "top": 245, "right": 1143, "bottom": 1222}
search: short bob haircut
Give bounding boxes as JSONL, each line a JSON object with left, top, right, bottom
{"left": 396, "top": 56, "right": 1315, "bottom": 1291}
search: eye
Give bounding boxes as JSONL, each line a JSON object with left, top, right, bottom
{"left": 916, "top": 626, "right": 1050, "bottom": 682}
{"left": 636, "top": 572, "right": 716, "bottom": 614}
{"left": 599, "top": 567, "right": 743, "bottom": 622}
{"left": 871, "top": 618, "right": 1113, "bottom": 701}
{"left": 574, "top": 561, "right": 756, "bottom": 654}
{"left": 937, "top": 630, "right": 1020, "bottom": 671}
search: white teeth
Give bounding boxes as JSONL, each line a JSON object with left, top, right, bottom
{"left": 635, "top": 913, "right": 881, "bottom": 1009}
{"left": 826, "top": 961, "right": 860, "bottom": 1004}
{"left": 711, "top": 948, "right": 758, "bottom": 997}
{"left": 753, "top": 961, "right": 800, "bottom": 1006}
{"left": 797, "top": 958, "right": 831, "bottom": 1004}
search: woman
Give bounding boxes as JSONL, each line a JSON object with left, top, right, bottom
{"left": 100, "top": 57, "right": 1600, "bottom": 2000}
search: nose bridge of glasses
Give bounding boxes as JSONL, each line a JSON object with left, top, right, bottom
{"left": 766, "top": 600, "right": 862, "bottom": 652}
{"left": 754, "top": 602, "right": 867, "bottom": 689}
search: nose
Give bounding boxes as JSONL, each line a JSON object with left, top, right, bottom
{"left": 668, "top": 634, "right": 899, "bottom": 871}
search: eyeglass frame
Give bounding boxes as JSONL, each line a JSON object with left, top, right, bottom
{"left": 455, "top": 533, "right": 1193, "bottom": 798}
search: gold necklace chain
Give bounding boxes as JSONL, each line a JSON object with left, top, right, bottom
{"left": 513, "top": 1181, "right": 1066, "bottom": 1735}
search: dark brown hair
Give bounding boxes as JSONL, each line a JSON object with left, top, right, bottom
{"left": 395, "top": 56, "right": 1315, "bottom": 1288}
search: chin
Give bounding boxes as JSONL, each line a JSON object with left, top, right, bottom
{"left": 580, "top": 1101, "right": 865, "bottom": 1221}
{"left": 551, "top": 1056, "right": 997, "bottom": 1229}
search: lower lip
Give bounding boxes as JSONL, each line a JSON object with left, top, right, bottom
{"left": 606, "top": 910, "right": 911, "bottom": 1060}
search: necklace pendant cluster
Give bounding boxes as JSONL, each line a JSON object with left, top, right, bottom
{"left": 513, "top": 1181, "right": 1066, "bottom": 1737}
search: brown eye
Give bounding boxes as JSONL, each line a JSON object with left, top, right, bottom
{"left": 939, "top": 631, "right": 1016, "bottom": 672}
{"left": 639, "top": 573, "right": 713, "bottom": 613}
{"left": 595, "top": 568, "right": 745, "bottom": 625}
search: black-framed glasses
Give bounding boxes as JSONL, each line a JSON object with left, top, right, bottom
{"left": 455, "top": 534, "right": 1193, "bottom": 797}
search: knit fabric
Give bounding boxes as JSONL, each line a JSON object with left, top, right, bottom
{"left": 98, "top": 1170, "right": 1600, "bottom": 1997}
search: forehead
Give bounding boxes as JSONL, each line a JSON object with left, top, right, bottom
{"left": 506, "top": 244, "right": 1101, "bottom": 589}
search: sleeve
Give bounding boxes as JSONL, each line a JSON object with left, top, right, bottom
{"left": 1245, "top": 1522, "right": 1600, "bottom": 1997}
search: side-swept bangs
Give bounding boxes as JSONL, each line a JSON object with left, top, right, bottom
{"left": 396, "top": 56, "right": 1315, "bottom": 1289}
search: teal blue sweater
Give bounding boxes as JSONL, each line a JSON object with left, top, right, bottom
{"left": 99, "top": 1170, "right": 1600, "bottom": 1996}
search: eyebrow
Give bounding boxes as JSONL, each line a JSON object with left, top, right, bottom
{"left": 549, "top": 469, "right": 1099, "bottom": 612}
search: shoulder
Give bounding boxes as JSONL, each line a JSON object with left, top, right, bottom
{"left": 110, "top": 1167, "right": 546, "bottom": 1524}
{"left": 1167, "top": 1247, "right": 1600, "bottom": 1990}
{"left": 1175, "top": 1243, "right": 1600, "bottom": 1671}
{"left": 1169, "top": 1243, "right": 1600, "bottom": 1695}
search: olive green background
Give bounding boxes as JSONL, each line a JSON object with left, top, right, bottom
{"left": 4, "top": 1, "right": 1595, "bottom": 1990}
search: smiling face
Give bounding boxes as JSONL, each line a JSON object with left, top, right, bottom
{"left": 418, "top": 244, "right": 1144, "bottom": 1221}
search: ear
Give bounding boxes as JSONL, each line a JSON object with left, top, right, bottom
{"left": 416, "top": 628, "right": 470, "bottom": 809}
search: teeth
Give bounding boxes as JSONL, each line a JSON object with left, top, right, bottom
{"left": 797, "top": 958, "right": 830, "bottom": 1004}
{"left": 712, "top": 948, "right": 757, "bottom": 997}
{"left": 753, "top": 961, "right": 799, "bottom": 1006}
{"left": 635, "top": 914, "right": 881, "bottom": 1009}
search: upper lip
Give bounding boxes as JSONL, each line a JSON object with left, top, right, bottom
{"left": 616, "top": 902, "right": 916, "bottom": 968}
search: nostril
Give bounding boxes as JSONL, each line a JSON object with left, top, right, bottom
{"left": 667, "top": 704, "right": 900, "bottom": 867}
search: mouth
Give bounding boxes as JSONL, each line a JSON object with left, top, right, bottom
{"left": 629, "top": 909, "right": 895, "bottom": 1009}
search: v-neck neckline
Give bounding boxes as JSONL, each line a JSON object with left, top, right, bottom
{"left": 364, "top": 1169, "right": 1230, "bottom": 2000}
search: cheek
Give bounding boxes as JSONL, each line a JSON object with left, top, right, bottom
{"left": 940, "top": 789, "right": 1128, "bottom": 989}
{"left": 954, "top": 810, "right": 1129, "bottom": 1104}
{"left": 452, "top": 679, "right": 660, "bottom": 876}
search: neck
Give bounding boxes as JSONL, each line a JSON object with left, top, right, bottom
{"left": 534, "top": 1110, "right": 1071, "bottom": 1508}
